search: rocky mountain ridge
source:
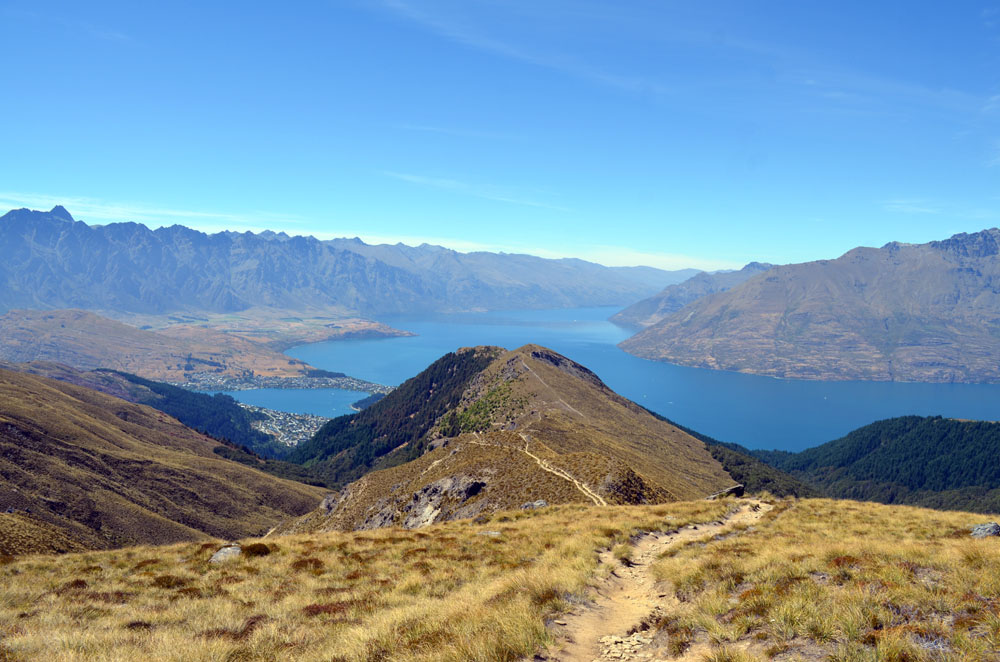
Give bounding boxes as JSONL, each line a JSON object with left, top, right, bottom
{"left": 0, "top": 206, "right": 688, "bottom": 316}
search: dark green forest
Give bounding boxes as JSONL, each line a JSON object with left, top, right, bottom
{"left": 756, "top": 416, "right": 1000, "bottom": 513}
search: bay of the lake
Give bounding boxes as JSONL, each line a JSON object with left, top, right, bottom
{"left": 211, "top": 387, "right": 365, "bottom": 418}
{"left": 275, "top": 306, "right": 1000, "bottom": 452}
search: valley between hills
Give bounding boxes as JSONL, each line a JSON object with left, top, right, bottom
{"left": 2, "top": 206, "right": 1000, "bottom": 661}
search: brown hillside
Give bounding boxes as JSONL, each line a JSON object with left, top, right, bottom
{"left": 0, "top": 309, "right": 313, "bottom": 381}
{"left": 282, "top": 344, "right": 734, "bottom": 532}
{"left": 621, "top": 228, "right": 1000, "bottom": 382}
{"left": 0, "top": 367, "right": 324, "bottom": 552}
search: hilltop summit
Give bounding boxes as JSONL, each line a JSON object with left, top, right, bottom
{"left": 279, "top": 343, "right": 734, "bottom": 532}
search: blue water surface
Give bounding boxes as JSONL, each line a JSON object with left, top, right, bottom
{"left": 282, "top": 307, "right": 1000, "bottom": 452}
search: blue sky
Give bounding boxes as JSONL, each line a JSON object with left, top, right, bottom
{"left": 1, "top": 1, "right": 999, "bottom": 270}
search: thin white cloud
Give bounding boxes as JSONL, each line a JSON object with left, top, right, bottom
{"left": 2, "top": 7, "right": 133, "bottom": 43}
{"left": 0, "top": 191, "right": 304, "bottom": 228}
{"left": 0, "top": 191, "right": 733, "bottom": 270}
{"left": 880, "top": 197, "right": 998, "bottom": 220}
{"left": 377, "top": 0, "right": 670, "bottom": 95}
{"left": 382, "top": 170, "right": 570, "bottom": 211}
{"left": 391, "top": 123, "right": 519, "bottom": 140}
{"left": 314, "top": 230, "right": 734, "bottom": 271}
{"left": 882, "top": 199, "right": 942, "bottom": 215}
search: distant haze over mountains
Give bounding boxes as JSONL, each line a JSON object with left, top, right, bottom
{"left": 0, "top": 207, "right": 693, "bottom": 317}
{"left": 620, "top": 228, "right": 1000, "bottom": 383}
{"left": 611, "top": 261, "right": 774, "bottom": 329}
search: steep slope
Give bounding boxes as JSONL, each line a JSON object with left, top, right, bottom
{"left": 0, "top": 308, "right": 313, "bottom": 381}
{"left": 282, "top": 344, "right": 735, "bottom": 531}
{"left": 755, "top": 415, "right": 1000, "bottom": 513}
{"left": 621, "top": 228, "right": 1000, "bottom": 382}
{"left": 0, "top": 367, "right": 323, "bottom": 552}
{"left": 0, "top": 206, "right": 680, "bottom": 316}
{"left": 289, "top": 347, "right": 504, "bottom": 486}
{"left": 648, "top": 415, "right": 821, "bottom": 498}
{"left": 0, "top": 360, "right": 292, "bottom": 459}
{"left": 611, "top": 262, "right": 772, "bottom": 328}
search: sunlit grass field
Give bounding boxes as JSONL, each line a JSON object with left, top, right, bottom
{"left": 0, "top": 501, "right": 729, "bottom": 662}
{"left": 652, "top": 499, "right": 1000, "bottom": 661}
{"left": 0, "top": 497, "right": 997, "bottom": 662}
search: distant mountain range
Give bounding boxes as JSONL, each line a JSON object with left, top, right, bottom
{"left": 0, "top": 206, "right": 691, "bottom": 316}
{"left": 610, "top": 261, "right": 774, "bottom": 328}
{"left": 620, "top": 228, "right": 1000, "bottom": 383}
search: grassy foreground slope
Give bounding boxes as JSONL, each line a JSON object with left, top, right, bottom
{"left": 0, "top": 498, "right": 996, "bottom": 661}
{"left": 0, "top": 367, "right": 323, "bottom": 551}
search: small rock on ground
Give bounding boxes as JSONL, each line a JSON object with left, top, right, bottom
{"left": 209, "top": 544, "right": 242, "bottom": 563}
{"left": 971, "top": 522, "right": 1000, "bottom": 538}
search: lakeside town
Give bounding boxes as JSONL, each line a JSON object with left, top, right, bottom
{"left": 236, "top": 402, "right": 332, "bottom": 447}
{"left": 170, "top": 371, "right": 394, "bottom": 394}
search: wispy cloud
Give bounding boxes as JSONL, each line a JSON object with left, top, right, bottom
{"left": 881, "top": 197, "right": 998, "bottom": 220}
{"left": 0, "top": 191, "right": 733, "bottom": 269}
{"left": 391, "top": 123, "right": 520, "bottom": 140}
{"left": 882, "top": 199, "right": 942, "bottom": 215}
{"left": 2, "top": 7, "right": 133, "bottom": 44}
{"left": 381, "top": 170, "right": 570, "bottom": 211}
{"left": 0, "top": 192, "right": 303, "bottom": 229}
{"left": 377, "top": 0, "right": 670, "bottom": 95}
{"left": 312, "top": 229, "right": 733, "bottom": 270}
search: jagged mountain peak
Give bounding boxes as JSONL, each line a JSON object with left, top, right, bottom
{"left": 48, "top": 205, "right": 74, "bottom": 221}
{"left": 930, "top": 227, "right": 1000, "bottom": 258}
{"left": 0, "top": 206, "right": 678, "bottom": 316}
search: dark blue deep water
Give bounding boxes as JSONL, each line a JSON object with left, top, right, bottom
{"left": 276, "top": 307, "right": 1000, "bottom": 452}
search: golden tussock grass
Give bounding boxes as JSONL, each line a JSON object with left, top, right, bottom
{"left": 652, "top": 498, "right": 1000, "bottom": 661}
{"left": 0, "top": 500, "right": 730, "bottom": 661}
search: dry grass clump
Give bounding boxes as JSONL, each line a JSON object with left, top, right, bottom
{"left": 0, "top": 499, "right": 730, "bottom": 661}
{"left": 652, "top": 498, "right": 1000, "bottom": 661}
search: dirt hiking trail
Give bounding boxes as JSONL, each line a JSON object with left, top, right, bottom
{"left": 543, "top": 499, "right": 771, "bottom": 662}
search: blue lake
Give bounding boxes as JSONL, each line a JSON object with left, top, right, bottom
{"left": 280, "top": 306, "right": 1000, "bottom": 452}
{"left": 211, "top": 388, "right": 365, "bottom": 418}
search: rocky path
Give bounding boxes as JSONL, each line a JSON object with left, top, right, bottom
{"left": 519, "top": 433, "right": 607, "bottom": 507}
{"left": 544, "top": 500, "right": 770, "bottom": 662}
{"left": 467, "top": 433, "right": 607, "bottom": 507}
